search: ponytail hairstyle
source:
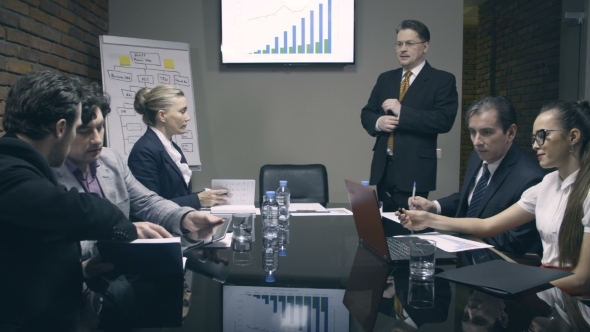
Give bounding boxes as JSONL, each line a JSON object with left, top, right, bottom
{"left": 133, "top": 85, "right": 184, "bottom": 126}
{"left": 540, "top": 100, "right": 590, "bottom": 267}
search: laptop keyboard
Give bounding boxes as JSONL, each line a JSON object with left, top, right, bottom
{"left": 387, "top": 238, "right": 426, "bottom": 259}
{"left": 387, "top": 238, "right": 410, "bottom": 259}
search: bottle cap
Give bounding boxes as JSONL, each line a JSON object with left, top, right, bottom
{"left": 266, "top": 191, "right": 276, "bottom": 197}
{"left": 265, "top": 273, "right": 275, "bottom": 282}
{"left": 361, "top": 181, "right": 370, "bottom": 186}
{"left": 279, "top": 180, "right": 288, "bottom": 186}
{"left": 279, "top": 249, "right": 287, "bottom": 257}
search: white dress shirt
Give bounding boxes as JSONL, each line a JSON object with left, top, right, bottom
{"left": 518, "top": 169, "right": 590, "bottom": 267}
{"left": 149, "top": 126, "right": 192, "bottom": 186}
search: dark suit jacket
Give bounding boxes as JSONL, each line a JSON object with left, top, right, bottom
{"left": 361, "top": 61, "right": 458, "bottom": 192}
{"left": 0, "top": 134, "right": 136, "bottom": 331}
{"left": 127, "top": 128, "right": 201, "bottom": 210}
{"left": 437, "top": 144, "right": 545, "bottom": 255}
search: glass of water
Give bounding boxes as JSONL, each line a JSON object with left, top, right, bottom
{"left": 409, "top": 239, "right": 436, "bottom": 279}
{"left": 232, "top": 213, "right": 253, "bottom": 242}
{"left": 408, "top": 278, "right": 435, "bottom": 308}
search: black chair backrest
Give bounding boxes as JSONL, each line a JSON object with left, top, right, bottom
{"left": 259, "top": 164, "right": 329, "bottom": 206}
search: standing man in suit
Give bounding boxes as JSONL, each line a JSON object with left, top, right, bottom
{"left": 361, "top": 20, "right": 458, "bottom": 212}
{"left": 410, "top": 96, "right": 544, "bottom": 255}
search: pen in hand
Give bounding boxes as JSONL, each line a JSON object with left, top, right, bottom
{"left": 410, "top": 181, "right": 416, "bottom": 235}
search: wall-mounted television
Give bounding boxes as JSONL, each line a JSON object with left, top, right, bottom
{"left": 221, "top": 0, "right": 355, "bottom": 65}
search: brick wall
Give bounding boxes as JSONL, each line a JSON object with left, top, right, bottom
{"left": 467, "top": 0, "right": 562, "bottom": 163}
{"left": 0, "top": 0, "right": 108, "bottom": 136}
{"left": 460, "top": 25, "right": 479, "bottom": 188}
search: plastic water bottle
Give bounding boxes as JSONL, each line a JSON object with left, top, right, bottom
{"left": 262, "top": 247, "right": 279, "bottom": 283}
{"left": 278, "top": 227, "right": 290, "bottom": 257}
{"left": 261, "top": 191, "right": 279, "bottom": 230}
{"left": 262, "top": 226, "right": 278, "bottom": 248}
{"left": 276, "top": 180, "right": 290, "bottom": 228}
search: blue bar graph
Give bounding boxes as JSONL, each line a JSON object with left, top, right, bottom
{"left": 292, "top": 26, "right": 296, "bottom": 54}
{"left": 283, "top": 31, "right": 287, "bottom": 53}
{"left": 301, "top": 18, "right": 305, "bottom": 54}
{"left": 328, "top": 0, "right": 331, "bottom": 53}
{"left": 251, "top": 1, "right": 332, "bottom": 55}
{"left": 319, "top": 4, "right": 323, "bottom": 53}
{"left": 250, "top": 294, "right": 330, "bottom": 332}
{"left": 310, "top": 10, "right": 314, "bottom": 54}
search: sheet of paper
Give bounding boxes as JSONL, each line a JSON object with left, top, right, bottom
{"left": 395, "top": 234, "right": 493, "bottom": 252}
{"left": 132, "top": 237, "right": 181, "bottom": 244}
{"left": 289, "top": 203, "right": 328, "bottom": 212}
{"left": 211, "top": 205, "right": 256, "bottom": 214}
{"left": 382, "top": 212, "right": 400, "bottom": 223}
{"left": 291, "top": 208, "right": 353, "bottom": 216}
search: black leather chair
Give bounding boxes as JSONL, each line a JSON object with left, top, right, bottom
{"left": 259, "top": 164, "right": 329, "bottom": 206}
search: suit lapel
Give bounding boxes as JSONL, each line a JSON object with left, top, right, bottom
{"left": 400, "top": 62, "right": 431, "bottom": 103}
{"left": 475, "top": 145, "right": 517, "bottom": 217}
{"left": 145, "top": 129, "right": 187, "bottom": 189}
{"left": 391, "top": 69, "right": 403, "bottom": 99}
{"left": 458, "top": 154, "right": 481, "bottom": 217}
{"left": 53, "top": 166, "right": 84, "bottom": 192}
{"left": 95, "top": 162, "right": 118, "bottom": 204}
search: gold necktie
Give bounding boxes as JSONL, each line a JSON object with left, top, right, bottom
{"left": 387, "top": 71, "right": 412, "bottom": 151}
{"left": 393, "top": 294, "right": 407, "bottom": 320}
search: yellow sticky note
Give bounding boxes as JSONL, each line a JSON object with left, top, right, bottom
{"left": 164, "top": 59, "right": 175, "bottom": 69}
{"left": 119, "top": 56, "right": 131, "bottom": 66}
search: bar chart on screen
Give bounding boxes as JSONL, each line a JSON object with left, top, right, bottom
{"left": 223, "top": 285, "right": 349, "bottom": 331}
{"left": 221, "top": 0, "right": 355, "bottom": 64}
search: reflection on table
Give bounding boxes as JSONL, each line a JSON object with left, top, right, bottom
{"left": 175, "top": 207, "right": 590, "bottom": 332}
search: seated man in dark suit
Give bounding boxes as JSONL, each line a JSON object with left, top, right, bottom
{"left": 0, "top": 71, "right": 166, "bottom": 331}
{"left": 410, "top": 96, "right": 544, "bottom": 255}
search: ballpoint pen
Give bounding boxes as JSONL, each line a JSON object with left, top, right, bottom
{"left": 411, "top": 181, "right": 416, "bottom": 235}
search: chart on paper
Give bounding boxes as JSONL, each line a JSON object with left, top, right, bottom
{"left": 223, "top": 286, "right": 349, "bottom": 332}
{"left": 99, "top": 36, "right": 201, "bottom": 168}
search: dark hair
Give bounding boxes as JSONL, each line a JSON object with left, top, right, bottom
{"left": 540, "top": 100, "right": 590, "bottom": 268}
{"left": 3, "top": 71, "right": 83, "bottom": 140}
{"left": 465, "top": 96, "right": 517, "bottom": 133}
{"left": 395, "top": 20, "right": 430, "bottom": 42}
{"left": 81, "top": 83, "right": 111, "bottom": 126}
{"left": 134, "top": 85, "right": 184, "bottom": 126}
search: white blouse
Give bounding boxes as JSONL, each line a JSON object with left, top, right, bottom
{"left": 517, "top": 169, "right": 590, "bottom": 267}
{"left": 149, "top": 126, "right": 192, "bottom": 186}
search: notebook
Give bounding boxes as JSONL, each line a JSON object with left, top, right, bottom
{"left": 210, "top": 179, "right": 256, "bottom": 214}
{"left": 344, "top": 179, "right": 456, "bottom": 264}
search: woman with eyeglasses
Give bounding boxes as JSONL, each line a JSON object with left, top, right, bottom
{"left": 398, "top": 100, "right": 590, "bottom": 295}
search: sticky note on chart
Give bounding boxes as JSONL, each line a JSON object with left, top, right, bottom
{"left": 164, "top": 59, "right": 175, "bottom": 69}
{"left": 119, "top": 56, "right": 131, "bottom": 66}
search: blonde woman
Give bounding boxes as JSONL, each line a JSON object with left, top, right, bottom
{"left": 128, "top": 85, "right": 228, "bottom": 210}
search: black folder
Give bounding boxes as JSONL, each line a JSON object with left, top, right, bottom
{"left": 435, "top": 260, "right": 572, "bottom": 299}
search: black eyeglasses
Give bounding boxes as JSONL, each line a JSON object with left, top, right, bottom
{"left": 396, "top": 41, "right": 426, "bottom": 48}
{"left": 531, "top": 129, "right": 565, "bottom": 147}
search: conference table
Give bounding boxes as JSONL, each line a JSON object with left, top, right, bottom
{"left": 141, "top": 205, "right": 590, "bottom": 332}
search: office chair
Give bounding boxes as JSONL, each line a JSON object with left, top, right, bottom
{"left": 259, "top": 164, "right": 329, "bottom": 206}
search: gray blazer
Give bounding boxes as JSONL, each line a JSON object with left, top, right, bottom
{"left": 53, "top": 148, "right": 193, "bottom": 258}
